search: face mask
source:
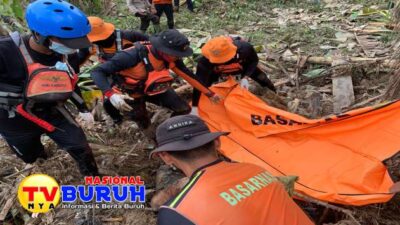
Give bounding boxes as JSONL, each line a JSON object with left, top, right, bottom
{"left": 54, "top": 61, "right": 69, "bottom": 72}
{"left": 49, "top": 41, "right": 77, "bottom": 55}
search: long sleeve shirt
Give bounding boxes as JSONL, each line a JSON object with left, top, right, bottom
{"left": 192, "top": 39, "right": 259, "bottom": 106}
{"left": 0, "top": 34, "right": 89, "bottom": 119}
{"left": 91, "top": 46, "right": 213, "bottom": 97}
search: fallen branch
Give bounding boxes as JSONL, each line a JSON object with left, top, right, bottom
{"left": 280, "top": 55, "right": 395, "bottom": 68}
{"left": 350, "top": 29, "right": 393, "bottom": 34}
{"left": 101, "top": 217, "right": 124, "bottom": 222}
{"left": 351, "top": 94, "right": 384, "bottom": 108}
{"left": 0, "top": 198, "right": 15, "bottom": 221}
{"left": 294, "top": 192, "right": 361, "bottom": 225}
{"left": 4, "top": 164, "right": 35, "bottom": 179}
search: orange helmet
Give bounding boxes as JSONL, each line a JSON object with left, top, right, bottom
{"left": 201, "top": 36, "right": 237, "bottom": 64}
{"left": 87, "top": 16, "right": 115, "bottom": 43}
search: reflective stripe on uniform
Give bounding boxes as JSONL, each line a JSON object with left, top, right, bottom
{"left": 169, "top": 170, "right": 204, "bottom": 208}
{"left": 116, "top": 29, "right": 122, "bottom": 51}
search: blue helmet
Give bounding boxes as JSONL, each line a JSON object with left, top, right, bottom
{"left": 26, "top": 0, "right": 91, "bottom": 39}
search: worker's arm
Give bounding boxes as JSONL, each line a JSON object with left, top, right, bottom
{"left": 91, "top": 49, "right": 140, "bottom": 95}
{"left": 122, "top": 30, "right": 149, "bottom": 43}
{"left": 157, "top": 206, "right": 195, "bottom": 225}
{"left": 170, "top": 59, "right": 215, "bottom": 97}
{"left": 238, "top": 41, "right": 259, "bottom": 78}
{"left": 192, "top": 56, "right": 217, "bottom": 107}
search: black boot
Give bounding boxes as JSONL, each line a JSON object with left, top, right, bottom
{"left": 67, "top": 145, "right": 99, "bottom": 176}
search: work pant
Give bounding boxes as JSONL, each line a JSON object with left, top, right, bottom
{"left": 192, "top": 68, "right": 276, "bottom": 106}
{"left": 0, "top": 109, "right": 99, "bottom": 176}
{"left": 154, "top": 4, "right": 174, "bottom": 29}
{"left": 174, "top": 0, "right": 194, "bottom": 12}
{"left": 104, "top": 88, "right": 190, "bottom": 128}
{"left": 136, "top": 13, "right": 160, "bottom": 33}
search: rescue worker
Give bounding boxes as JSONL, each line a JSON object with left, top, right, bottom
{"left": 153, "top": 0, "right": 175, "bottom": 29}
{"left": 173, "top": 0, "right": 194, "bottom": 12}
{"left": 0, "top": 0, "right": 98, "bottom": 176}
{"left": 126, "top": 0, "right": 161, "bottom": 33}
{"left": 90, "top": 29, "right": 220, "bottom": 129}
{"left": 84, "top": 17, "right": 152, "bottom": 124}
{"left": 192, "top": 35, "right": 276, "bottom": 114}
{"left": 150, "top": 114, "right": 315, "bottom": 225}
{"left": 86, "top": 16, "right": 149, "bottom": 62}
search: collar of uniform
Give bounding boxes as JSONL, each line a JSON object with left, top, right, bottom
{"left": 190, "top": 159, "right": 223, "bottom": 178}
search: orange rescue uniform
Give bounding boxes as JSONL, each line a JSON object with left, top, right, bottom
{"left": 158, "top": 160, "right": 315, "bottom": 225}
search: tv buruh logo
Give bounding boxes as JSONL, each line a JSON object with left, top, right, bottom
{"left": 17, "top": 174, "right": 60, "bottom": 213}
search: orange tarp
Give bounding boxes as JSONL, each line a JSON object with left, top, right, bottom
{"left": 198, "top": 78, "right": 400, "bottom": 206}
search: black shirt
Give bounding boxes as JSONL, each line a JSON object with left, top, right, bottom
{"left": 91, "top": 46, "right": 210, "bottom": 95}
{"left": 192, "top": 39, "right": 259, "bottom": 106}
{"left": 120, "top": 30, "right": 149, "bottom": 44}
{"left": 78, "top": 29, "right": 149, "bottom": 62}
{"left": 0, "top": 34, "right": 88, "bottom": 118}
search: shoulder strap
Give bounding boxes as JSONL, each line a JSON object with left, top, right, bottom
{"left": 116, "top": 29, "right": 122, "bottom": 52}
{"left": 94, "top": 44, "right": 102, "bottom": 56}
{"left": 9, "top": 31, "right": 20, "bottom": 46}
{"left": 134, "top": 42, "right": 154, "bottom": 73}
{"left": 9, "top": 32, "right": 34, "bottom": 65}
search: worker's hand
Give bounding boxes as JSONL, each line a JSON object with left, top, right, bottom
{"left": 390, "top": 182, "right": 400, "bottom": 193}
{"left": 77, "top": 112, "right": 95, "bottom": 128}
{"left": 209, "top": 94, "right": 222, "bottom": 104}
{"left": 109, "top": 94, "right": 133, "bottom": 112}
{"left": 240, "top": 77, "right": 250, "bottom": 90}
{"left": 190, "top": 106, "right": 198, "bottom": 116}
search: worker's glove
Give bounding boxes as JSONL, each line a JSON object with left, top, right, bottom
{"left": 77, "top": 112, "right": 94, "bottom": 128}
{"left": 109, "top": 94, "right": 133, "bottom": 112}
{"left": 240, "top": 77, "right": 250, "bottom": 90}
{"left": 190, "top": 107, "right": 198, "bottom": 116}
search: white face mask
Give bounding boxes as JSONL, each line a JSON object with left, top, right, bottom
{"left": 49, "top": 41, "right": 77, "bottom": 55}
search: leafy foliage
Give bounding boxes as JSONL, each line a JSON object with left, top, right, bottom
{"left": 0, "top": 0, "right": 24, "bottom": 19}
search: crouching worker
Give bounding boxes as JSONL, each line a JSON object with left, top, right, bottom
{"left": 82, "top": 16, "right": 149, "bottom": 123}
{"left": 150, "top": 114, "right": 315, "bottom": 225}
{"left": 91, "top": 29, "right": 220, "bottom": 128}
{"left": 85, "top": 16, "right": 149, "bottom": 63}
{"left": 0, "top": 0, "right": 99, "bottom": 176}
{"left": 192, "top": 35, "right": 276, "bottom": 114}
